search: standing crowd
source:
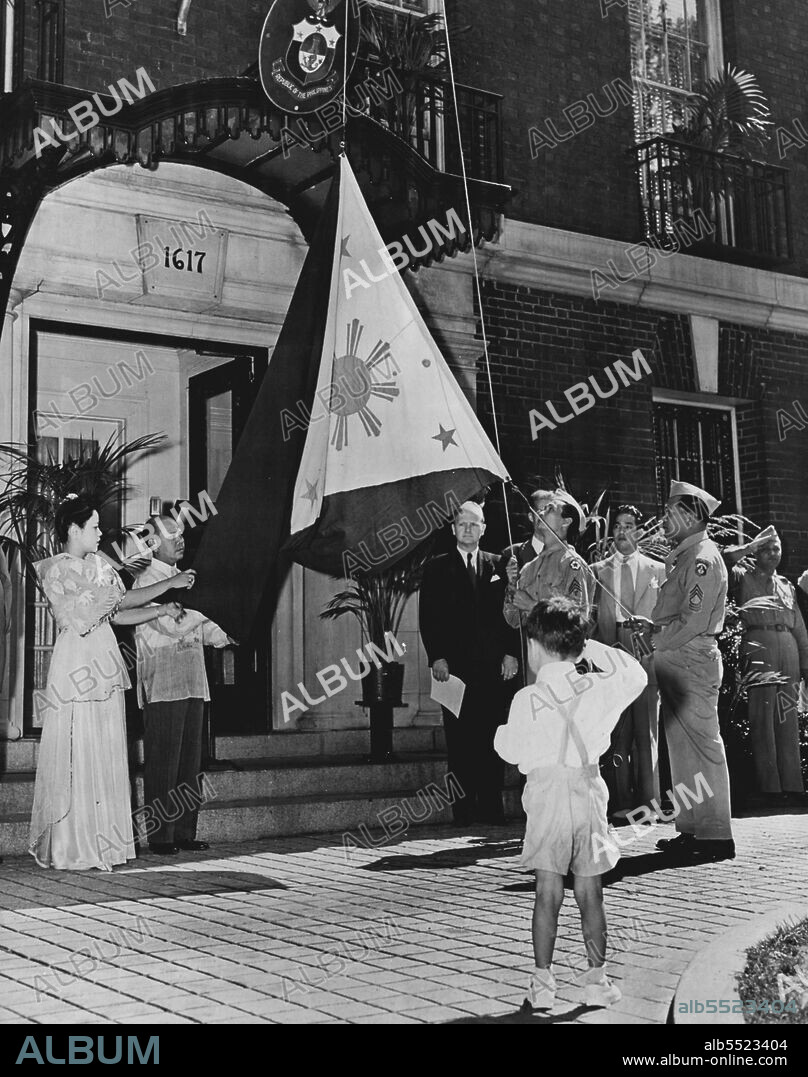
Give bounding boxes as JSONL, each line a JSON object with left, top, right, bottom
{"left": 418, "top": 481, "right": 808, "bottom": 1010}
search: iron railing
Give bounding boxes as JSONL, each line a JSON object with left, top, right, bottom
{"left": 634, "top": 136, "right": 793, "bottom": 267}
{"left": 350, "top": 60, "right": 504, "bottom": 185}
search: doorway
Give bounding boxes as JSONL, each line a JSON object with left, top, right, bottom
{"left": 188, "top": 355, "right": 271, "bottom": 737}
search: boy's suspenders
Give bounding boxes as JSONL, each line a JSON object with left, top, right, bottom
{"left": 555, "top": 689, "right": 592, "bottom": 767}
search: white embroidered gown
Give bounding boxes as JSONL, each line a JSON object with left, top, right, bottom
{"left": 29, "top": 552, "right": 135, "bottom": 870}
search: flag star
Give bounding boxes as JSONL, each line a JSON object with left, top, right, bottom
{"left": 340, "top": 235, "right": 352, "bottom": 259}
{"left": 302, "top": 480, "right": 319, "bottom": 506}
{"left": 433, "top": 425, "right": 457, "bottom": 452}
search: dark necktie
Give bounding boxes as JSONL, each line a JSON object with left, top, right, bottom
{"left": 621, "top": 558, "right": 635, "bottom": 615}
{"left": 467, "top": 552, "right": 477, "bottom": 591}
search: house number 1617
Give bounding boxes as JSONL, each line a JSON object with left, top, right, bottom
{"left": 164, "top": 247, "right": 206, "bottom": 273}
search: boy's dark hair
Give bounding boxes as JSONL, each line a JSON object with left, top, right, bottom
{"left": 525, "top": 597, "right": 587, "bottom": 660}
{"left": 615, "top": 504, "right": 643, "bottom": 528}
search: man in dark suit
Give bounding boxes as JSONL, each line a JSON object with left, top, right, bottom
{"left": 419, "top": 501, "right": 520, "bottom": 824}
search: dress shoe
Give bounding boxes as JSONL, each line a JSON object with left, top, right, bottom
{"left": 175, "top": 839, "right": 210, "bottom": 851}
{"left": 656, "top": 832, "right": 695, "bottom": 853}
{"left": 688, "top": 839, "right": 736, "bottom": 862}
{"left": 148, "top": 842, "right": 178, "bottom": 855}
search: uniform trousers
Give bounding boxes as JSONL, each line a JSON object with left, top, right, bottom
{"left": 143, "top": 698, "right": 205, "bottom": 844}
{"left": 654, "top": 640, "right": 733, "bottom": 840}
{"left": 743, "top": 628, "right": 804, "bottom": 794}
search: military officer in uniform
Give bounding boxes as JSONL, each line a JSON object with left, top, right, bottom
{"left": 652, "top": 480, "right": 734, "bottom": 861}
{"left": 724, "top": 526, "right": 808, "bottom": 801}
{"left": 503, "top": 490, "right": 591, "bottom": 629}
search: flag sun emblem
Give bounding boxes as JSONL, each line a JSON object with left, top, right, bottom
{"left": 329, "top": 318, "right": 400, "bottom": 450}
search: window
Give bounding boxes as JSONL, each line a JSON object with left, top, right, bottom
{"left": 0, "top": 0, "right": 24, "bottom": 94}
{"left": 630, "top": 0, "right": 723, "bottom": 141}
{"left": 36, "top": 0, "right": 64, "bottom": 84}
{"left": 652, "top": 400, "right": 740, "bottom": 515}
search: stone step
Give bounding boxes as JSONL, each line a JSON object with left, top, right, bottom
{"left": 0, "top": 725, "right": 446, "bottom": 772}
{"left": 0, "top": 752, "right": 464, "bottom": 814}
{"left": 0, "top": 774, "right": 523, "bottom": 855}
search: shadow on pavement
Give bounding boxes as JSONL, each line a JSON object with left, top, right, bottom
{"left": 362, "top": 837, "right": 523, "bottom": 873}
{"left": 446, "top": 1002, "right": 592, "bottom": 1024}
{"left": 0, "top": 866, "right": 287, "bottom": 910}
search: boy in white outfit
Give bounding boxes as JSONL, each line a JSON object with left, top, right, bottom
{"left": 495, "top": 597, "right": 647, "bottom": 1010}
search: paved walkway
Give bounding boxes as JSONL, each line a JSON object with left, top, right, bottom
{"left": 0, "top": 808, "right": 806, "bottom": 1025}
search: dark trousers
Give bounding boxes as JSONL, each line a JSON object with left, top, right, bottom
{"left": 441, "top": 678, "right": 505, "bottom": 823}
{"left": 143, "top": 698, "right": 205, "bottom": 844}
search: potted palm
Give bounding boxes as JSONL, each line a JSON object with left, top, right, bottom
{"left": 663, "top": 65, "right": 774, "bottom": 254}
{"left": 359, "top": 8, "right": 451, "bottom": 139}
{"left": 321, "top": 540, "right": 433, "bottom": 761}
{"left": 0, "top": 432, "right": 166, "bottom": 569}
{"left": 0, "top": 432, "right": 167, "bottom": 732}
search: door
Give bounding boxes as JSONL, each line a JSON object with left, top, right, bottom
{"left": 188, "top": 355, "right": 270, "bottom": 736}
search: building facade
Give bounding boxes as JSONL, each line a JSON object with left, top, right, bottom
{"left": 0, "top": 0, "right": 806, "bottom": 840}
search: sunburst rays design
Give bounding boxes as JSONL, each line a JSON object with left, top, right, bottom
{"left": 329, "top": 319, "right": 400, "bottom": 451}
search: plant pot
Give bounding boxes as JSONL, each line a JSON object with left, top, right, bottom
{"left": 361, "top": 660, "right": 404, "bottom": 707}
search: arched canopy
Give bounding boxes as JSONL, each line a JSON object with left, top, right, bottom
{"left": 0, "top": 74, "right": 510, "bottom": 344}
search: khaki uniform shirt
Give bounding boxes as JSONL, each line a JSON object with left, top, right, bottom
{"left": 504, "top": 544, "right": 591, "bottom": 628}
{"left": 652, "top": 532, "right": 727, "bottom": 652}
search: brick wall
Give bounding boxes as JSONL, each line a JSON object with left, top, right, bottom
{"left": 476, "top": 281, "right": 808, "bottom": 576}
{"left": 720, "top": 0, "right": 808, "bottom": 275}
{"left": 61, "top": 0, "right": 267, "bottom": 92}
{"left": 445, "top": 0, "right": 638, "bottom": 242}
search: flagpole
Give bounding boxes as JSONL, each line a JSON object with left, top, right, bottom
{"left": 440, "top": 0, "right": 516, "bottom": 554}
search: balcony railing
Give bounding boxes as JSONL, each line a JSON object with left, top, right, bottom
{"left": 634, "top": 136, "right": 793, "bottom": 268}
{"left": 350, "top": 60, "right": 504, "bottom": 185}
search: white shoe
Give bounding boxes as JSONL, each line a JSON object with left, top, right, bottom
{"left": 577, "top": 965, "right": 622, "bottom": 1008}
{"left": 526, "top": 966, "right": 556, "bottom": 1010}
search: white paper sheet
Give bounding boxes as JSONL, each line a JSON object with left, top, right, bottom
{"left": 430, "top": 674, "right": 466, "bottom": 719}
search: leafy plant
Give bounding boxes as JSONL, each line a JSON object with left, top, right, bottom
{"left": 0, "top": 432, "right": 166, "bottom": 571}
{"left": 358, "top": 9, "right": 465, "bottom": 137}
{"left": 673, "top": 65, "right": 773, "bottom": 157}
{"left": 320, "top": 539, "right": 434, "bottom": 651}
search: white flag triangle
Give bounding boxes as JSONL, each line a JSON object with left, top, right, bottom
{"left": 287, "top": 156, "right": 508, "bottom": 574}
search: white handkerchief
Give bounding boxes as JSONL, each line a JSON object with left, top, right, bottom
{"left": 430, "top": 674, "right": 466, "bottom": 719}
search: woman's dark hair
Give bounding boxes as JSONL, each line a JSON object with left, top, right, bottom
{"left": 525, "top": 597, "right": 587, "bottom": 660}
{"left": 54, "top": 495, "right": 97, "bottom": 544}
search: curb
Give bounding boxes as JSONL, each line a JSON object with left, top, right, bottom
{"left": 674, "top": 903, "right": 808, "bottom": 1025}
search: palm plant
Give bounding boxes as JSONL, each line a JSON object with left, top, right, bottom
{"left": 673, "top": 65, "right": 773, "bottom": 157}
{"left": 359, "top": 9, "right": 457, "bottom": 138}
{"left": 320, "top": 539, "right": 433, "bottom": 649}
{"left": 662, "top": 65, "right": 774, "bottom": 247}
{"left": 0, "top": 432, "right": 166, "bottom": 572}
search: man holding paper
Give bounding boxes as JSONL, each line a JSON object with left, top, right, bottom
{"left": 419, "top": 502, "right": 520, "bottom": 825}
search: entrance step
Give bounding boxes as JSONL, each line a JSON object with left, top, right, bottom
{"left": 0, "top": 726, "right": 446, "bottom": 773}
{"left": 0, "top": 752, "right": 522, "bottom": 855}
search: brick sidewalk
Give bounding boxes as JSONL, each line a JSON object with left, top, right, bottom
{"left": 0, "top": 808, "right": 806, "bottom": 1025}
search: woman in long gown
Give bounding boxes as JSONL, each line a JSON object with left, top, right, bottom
{"left": 30, "top": 494, "right": 196, "bottom": 871}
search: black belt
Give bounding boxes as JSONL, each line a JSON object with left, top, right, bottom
{"left": 745, "top": 624, "right": 791, "bottom": 633}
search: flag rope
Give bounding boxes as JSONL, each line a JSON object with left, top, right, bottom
{"left": 439, "top": 0, "right": 515, "bottom": 553}
{"left": 341, "top": 0, "right": 349, "bottom": 142}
